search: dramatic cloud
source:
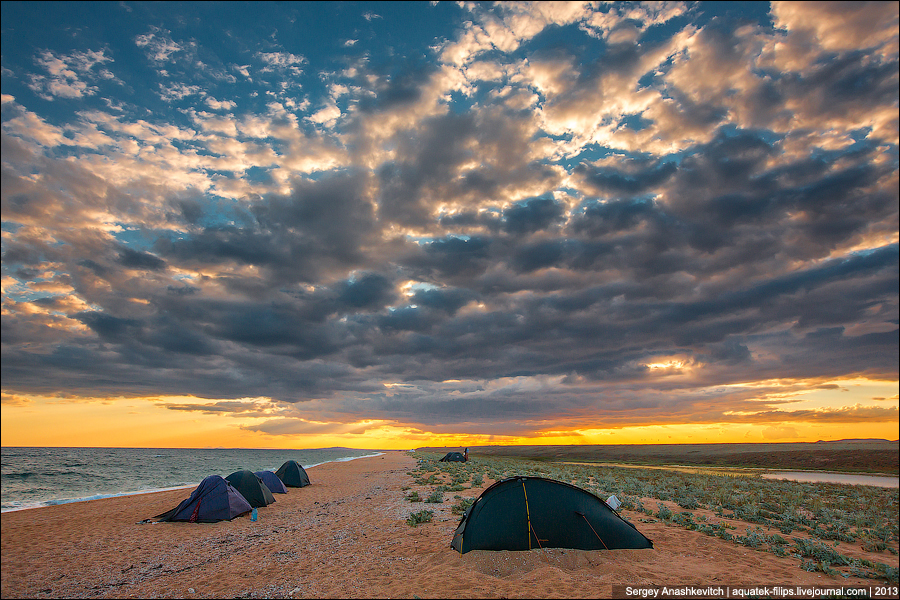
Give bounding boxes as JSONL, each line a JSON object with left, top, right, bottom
{"left": 2, "top": 2, "right": 897, "bottom": 445}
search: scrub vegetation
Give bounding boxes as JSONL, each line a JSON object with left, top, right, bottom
{"left": 405, "top": 451, "right": 899, "bottom": 582}
{"left": 405, "top": 509, "right": 434, "bottom": 526}
{"left": 417, "top": 442, "right": 900, "bottom": 475}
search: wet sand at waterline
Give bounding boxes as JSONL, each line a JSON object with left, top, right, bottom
{"left": 2, "top": 451, "right": 896, "bottom": 599}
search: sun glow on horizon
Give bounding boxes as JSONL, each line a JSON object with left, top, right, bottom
{"left": 3, "top": 381, "right": 897, "bottom": 449}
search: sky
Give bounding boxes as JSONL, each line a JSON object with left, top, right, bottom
{"left": 1, "top": 1, "right": 898, "bottom": 450}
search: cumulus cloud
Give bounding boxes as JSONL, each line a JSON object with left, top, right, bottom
{"left": 26, "top": 48, "right": 114, "bottom": 100}
{"left": 205, "top": 97, "right": 237, "bottom": 111}
{"left": 135, "top": 28, "right": 184, "bottom": 63}
{"left": 1, "top": 2, "right": 897, "bottom": 440}
{"left": 1, "top": 393, "right": 33, "bottom": 406}
{"left": 770, "top": 1, "right": 899, "bottom": 55}
{"left": 308, "top": 103, "right": 342, "bottom": 126}
{"left": 256, "top": 51, "right": 306, "bottom": 75}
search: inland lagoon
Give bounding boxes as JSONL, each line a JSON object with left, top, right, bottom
{"left": 760, "top": 471, "right": 899, "bottom": 488}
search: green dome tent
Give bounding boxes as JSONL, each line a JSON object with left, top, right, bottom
{"left": 451, "top": 476, "right": 653, "bottom": 554}
{"left": 224, "top": 470, "right": 276, "bottom": 508}
{"left": 439, "top": 452, "right": 467, "bottom": 462}
{"left": 275, "top": 460, "right": 310, "bottom": 488}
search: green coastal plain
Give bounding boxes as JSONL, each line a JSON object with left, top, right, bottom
{"left": 412, "top": 441, "right": 899, "bottom": 583}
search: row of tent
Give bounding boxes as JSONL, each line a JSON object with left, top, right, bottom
{"left": 152, "top": 460, "right": 310, "bottom": 523}
{"left": 150, "top": 453, "right": 654, "bottom": 556}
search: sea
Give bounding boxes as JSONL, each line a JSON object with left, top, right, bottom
{"left": 0, "top": 446, "right": 383, "bottom": 513}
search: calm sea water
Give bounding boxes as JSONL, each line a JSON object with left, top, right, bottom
{"left": 0, "top": 446, "right": 382, "bottom": 512}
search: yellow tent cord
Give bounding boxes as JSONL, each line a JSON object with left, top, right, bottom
{"left": 520, "top": 480, "right": 548, "bottom": 550}
{"left": 522, "top": 479, "right": 532, "bottom": 550}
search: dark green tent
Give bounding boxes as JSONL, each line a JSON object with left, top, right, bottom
{"left": 275, "top": 460, "right": 310, "bottom": 488}
{"left": 451, "top": 476, "right": 653, "bottom": 554}
{"left": 224, "top": 470, "right": 276, "bottom": 508}
{"left": 439, "top": 452, "right": 467, "bottom": 462}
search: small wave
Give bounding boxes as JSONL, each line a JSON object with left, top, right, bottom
{"left": 305, "top": 452, "right": 384, "bottom": 469}
{"left": 0, "top": 485, "right": 194, "bottom": 513}
{"left": 2, "top": 471, "right": 38, "bottom": 480}
{"left": 2, "top": 447, "right": 385, "bottom": 512}
{"left": 333, "top": 452, "right": 384, "bottom": 462}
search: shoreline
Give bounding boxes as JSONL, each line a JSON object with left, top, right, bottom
{"left": 3, "top": 451, "right": 897, "bottom": 599}
{"left": 0, "top": 449, "right": 386, "bottom": 514}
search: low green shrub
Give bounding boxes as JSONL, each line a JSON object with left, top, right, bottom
{"left": 672, "top": 512, "right": 698, "bottom": 530}
{"left": 875, "top": 563, "right": 899, "bottom": 583}
{"left": 862, "top": 540, "right": 887, "bottom": 553}
{"left": 657, "top": 503, "right": 672, "bottom": 520}
{"left": 793, "top": 538, "right": 851, "bottom": 565}
{"left": 451, "top": 497, "right": 475, "bottom": 515}
{"left": 406, "top": 509, "right": 434, "bottom": 526}
{"left": 677, "top": 497, "right": 700, "bottom": 510}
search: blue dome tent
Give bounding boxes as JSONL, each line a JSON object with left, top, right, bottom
{"left": 152, "top": 475, "right": 252, "bottom": 523}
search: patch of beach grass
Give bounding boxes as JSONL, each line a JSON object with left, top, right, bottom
{"left": 406, "top": 509, "right": 434, "bottom": 527}
{"left": 410, "top": 450, "right": 899, "bottom": 581}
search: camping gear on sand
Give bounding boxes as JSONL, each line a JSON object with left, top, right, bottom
{"left": 275, "top": 460, "right": 311, "bottom": 488}
{"left": 152, "top": 475, "right": 252, "bottom": 523}
{"left": 255, "top": 470, "right": 288, "bottom": 494}
{"left": 225, "top": 470, "right": 276, "bottom": 508}
{"left": 450, "top": 476, "right": 653, "bottom": 554}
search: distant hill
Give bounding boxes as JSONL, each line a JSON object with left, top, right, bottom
{"left": 816, "top": 438, "right": 895, "bottom": 443}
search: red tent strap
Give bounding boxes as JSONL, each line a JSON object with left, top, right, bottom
{"left": 578, "top": 511, "right": 609, "bottom": 550}
{"left": 189, "top": 498, "right": 201, "bottom": 523}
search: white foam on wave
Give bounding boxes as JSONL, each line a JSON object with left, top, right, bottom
{"left": 304, "top": 451, "right": 384, "bottom": 469}
{"left": 1, "top": 451, "right": 385, "bottom": 513}
{"left": 1, "top": 485, "right": 194, "bottom": 513}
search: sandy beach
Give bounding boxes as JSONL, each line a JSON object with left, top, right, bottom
{"left": 2, "top": 451, "right": 897, "bottom": 599}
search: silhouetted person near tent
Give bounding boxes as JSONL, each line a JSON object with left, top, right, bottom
{"left": 464, "top": 448, "right": 468, "bottom": 462}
